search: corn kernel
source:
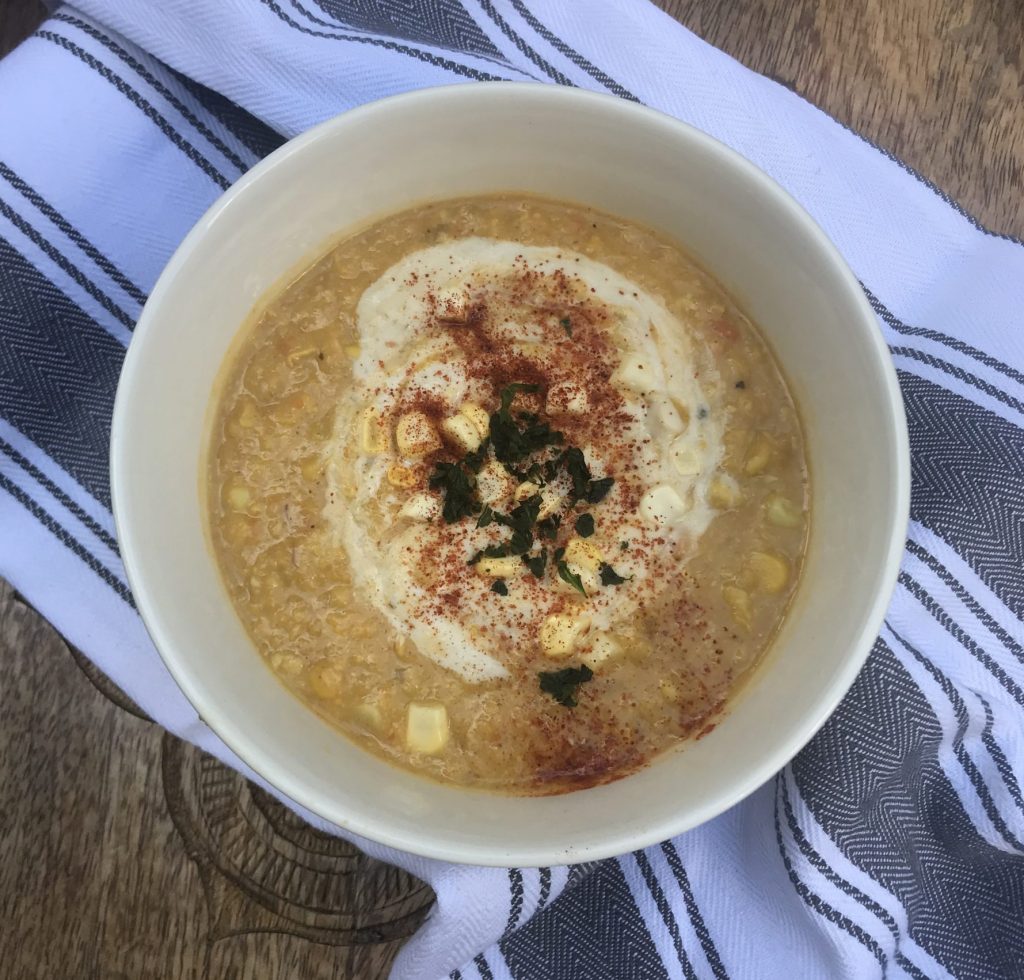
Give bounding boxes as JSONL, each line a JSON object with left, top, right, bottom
{"left": 639, "top": 484, "right": 688, "bottom": 525}
{"left": 744, "top": 432, "right": 774, "bottom": 476}
{"left": 723, "top": 585, "right": 752, "bottom": 630}
{"left": 460, "top": 402, "right": 490, "bottom": 438}
{"left": 659, "top": 679, "right": 680, "bottom": 702}
{"left": 539, "top": 613, "right": 591, "bottom": 657}
{"left": 359, "top": 407, "right": 390, "bottom": 454}
{"left": 515, "top": 481, "right": 540, "bottom": 502}
{"left": 227, "top": 484, "right": 251, "bottom": 509}
{"left": 398, "top": 491, "right": 440, "bottom": 522}
{"left": 765, "top": 493, "right": 803, "bottom": 528}
{"left": 440, "top": 413, "right": 482, "bottom": 452}
{"left": 476, "top": 556, "right": 522, "bottom": 579}
{"left": 564, "top": 537, "right": 603, "bottom": 571}
{"left": 708, "top": 475, "right": 741, "bottom": 509}
{"left": 582, "top": 633, "right": 620, "bottom": 670}
{"left": 306, "top": 659, "right": 345, "bottom": 700}
{"left": 396, "top": 411, "right": 441, "bottom": 456}
{"left": 406, "top": 703, "right": 449, "bottom": 754}
{"left": 387, "top": 464, "right": 419, "bottom": 488}
{"left": 747, "top": 551, "right": 790, "bottom": 594}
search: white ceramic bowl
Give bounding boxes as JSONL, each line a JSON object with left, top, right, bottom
{"left": 111, "top": 83, "right": 909, "bottom": 866}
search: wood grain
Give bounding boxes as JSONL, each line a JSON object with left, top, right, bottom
{"left": 1, "top": 0, "right": 1022, "bottom": 977}
{"left": 660, "top": 0, "right": 1024, "bottom": 238}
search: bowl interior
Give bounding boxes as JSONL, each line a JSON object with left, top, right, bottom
{"left": 112, "top": 83, "right": 907, "bottom": 866}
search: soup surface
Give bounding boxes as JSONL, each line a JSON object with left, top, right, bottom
{"left": 208, "top": 195, "right": 809, "bottom": 794}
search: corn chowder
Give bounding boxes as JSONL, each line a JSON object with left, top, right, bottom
{"left": 208, "top": 195, "right": 808, "bottom": 793}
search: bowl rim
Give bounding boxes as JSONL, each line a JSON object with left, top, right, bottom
{"left": 110, "top": 81, "right": 910, "bottom": 866}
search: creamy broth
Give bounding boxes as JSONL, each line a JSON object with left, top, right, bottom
{"left": 208, "top": 195, "right": 809, "bottom": 794}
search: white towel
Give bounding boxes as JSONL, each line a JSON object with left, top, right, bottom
{"left": 1, "top": 3, "right": 1022, "bottom": 977}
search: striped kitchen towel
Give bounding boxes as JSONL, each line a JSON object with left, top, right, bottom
{"left": 1, "top": 2, "right": 1022, "bottom": 978}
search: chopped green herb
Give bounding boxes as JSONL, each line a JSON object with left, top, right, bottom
{"left": 574, "top": 513, "right": 595, "bottom": 538}
{"left": 735, "top": 380, "right": 746, "bottom": 389}
{"left": 537, "top": 514, "right": 562, "bottom": 541}
{"left": 490, "top": 387, "right": 564, "bottom": 464}
{"left": 697, "top": 406, "right": 709, "bottom": 419}
{"left": 620, "top": 540, "right": 629, "bottom": 551}
{"left": 463, "top": 436, "right": 490, "bottom": 472}
{"left": 587, "top": 477, "right": 615, "bottom": 504}
{"left": 599, "top": 562, "right": 632, "bottom": 586}
{"left": 563, "top": 447, "right": 592, "bottom": 500}
{"left": 491, "top": 579, "right": 509, "bottom": 596}
{"left": 543, "top": 451, "right": 565, "bottom": 482}
{"left": 524, "top": 548, "right": 548, "bottom": 578}
{"left": 525, "top": 461, "right": 545, "bottom": 485}
{"left": 553, "top": 546, "right": 566, "bottom": 562}
{"left": 477, "top": 505, "right": 495, "bottom": 528}
{"left": 557, "top": 560, "right": 588, "bottom": 596}
{"left": 560, "top": 316, "right": 573, "bottom": 338}
{"left": 538, "top": 664, "right": 594, "bottom": 707}
{"left": 429, "top": 462, "right": 479, "bottom": 523}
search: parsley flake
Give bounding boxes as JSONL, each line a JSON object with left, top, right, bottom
{"left": 491, "top": 579, "right": 509, "bottom": 596}
{"left": 560, "top": 316, "right": 573, "bottom": 338}
{"left": 463, "top": 436, "right": 490, "bottom": 472}
{"left": 477, "top": 505, "right": 495, "bottom": 528}
{"left": 557, "top": 560, "right": 587, "bottom": 596}
{"left": 599, "top": 563, "right": 632, "bottom": 586}
{"left": 539, "top": 664, "right": 594, "bottom": 707}
{"left": 537, "top": 514, "right": 562, "bottom": 541}
{"left": 490, "top": 384, "right": 564, "bottom": 465}
{"left": 586, "top": 477, "right": 615, "bottom": 504}
{"left": 524, "top": 548, "right": 548, "bottom": 578}
{"left": 574, "top": 513, "right": 595, "bottom": 537}
{"left": 429, "top": 462, "right": 479, "bottom": 523}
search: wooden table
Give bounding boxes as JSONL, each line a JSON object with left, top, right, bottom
{"left": 2, "top": 1, "right": 1021, "bottom": 976}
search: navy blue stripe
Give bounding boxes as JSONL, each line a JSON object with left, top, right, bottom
{"left": 794, "top": 638, "right": 1024, "bottom": 978}
{"left": 169, "top": 72, "right": 286, "bottom": 161}
{"left": 536, "top": 866, "right": 552, "bottom": 913}
{"left": 51, "top": 14, "right": 250, "bottom": 176}
{"left": 260, "top": 0, "right": 509, "bottom": 82}
{"left": 473, "top": 953, "right": 494, "bottom": 980}
{"left": 0, "top": 470, "right": 133, "bottom": 607}
{"left": 899, "top": 573, "right": 1024, "bottom": 708}
{"left": 773, "top": 775, "right": 889, "bottom": 972}
{"left": 0, "top": 162, "right": 147, "bottom": 307}
{"left": 502, "top": 860, "right": 671, "bottom": 980}
{"left": 894, "top": 345, "right": 1024, "bottom": 418}
{"left": 0, "top": 438, "right": 118, "bottom": 553}
{"left": 886, "top": 621, "right": 1024, "bottom": 849}
{"left": 0, "top": 196, "right": 134, "bottom": 331}
{"left": 633, "top": 850, "right": 697, "bottom": 980}
{"left": 295, "top": 0, "right": 536, "bottom": 75}
{"left": 659, "top": 842, "right": 728, "bottom": 980}
{"left": 36, "top": 31, "right": 232, "bottom": 191}
{"left": 475, "top": 0, "right": 572, "bottom": 85}
{"left": 782, "top": 775, "right": 934, "bottom": 980}
{"left": 0, "top": 237, "right": 121, "bottom": 507}
{"left": 905, "top": 539, "right": 1024, "bottom": 665}
{"left": 505, "top": 868, "right": 524, "bottom": 933}
{"left": 509, "top": 0, "right": 638, "bottom": 101}
{"left": 450, "top": 971, "right": 462, "bottom": 980}
{"left": 899, "top": 371, "right": 1024, "bottom": 622}
{"left": 977, "top": 693, "right": 1024, "bottom": 818}
{"left": 866, "top": 286, "right": 1024, "bottom": 389}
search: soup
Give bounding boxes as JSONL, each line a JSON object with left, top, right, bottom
{"left": 207, "top": 195, "right": 809, "bottom": 794}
